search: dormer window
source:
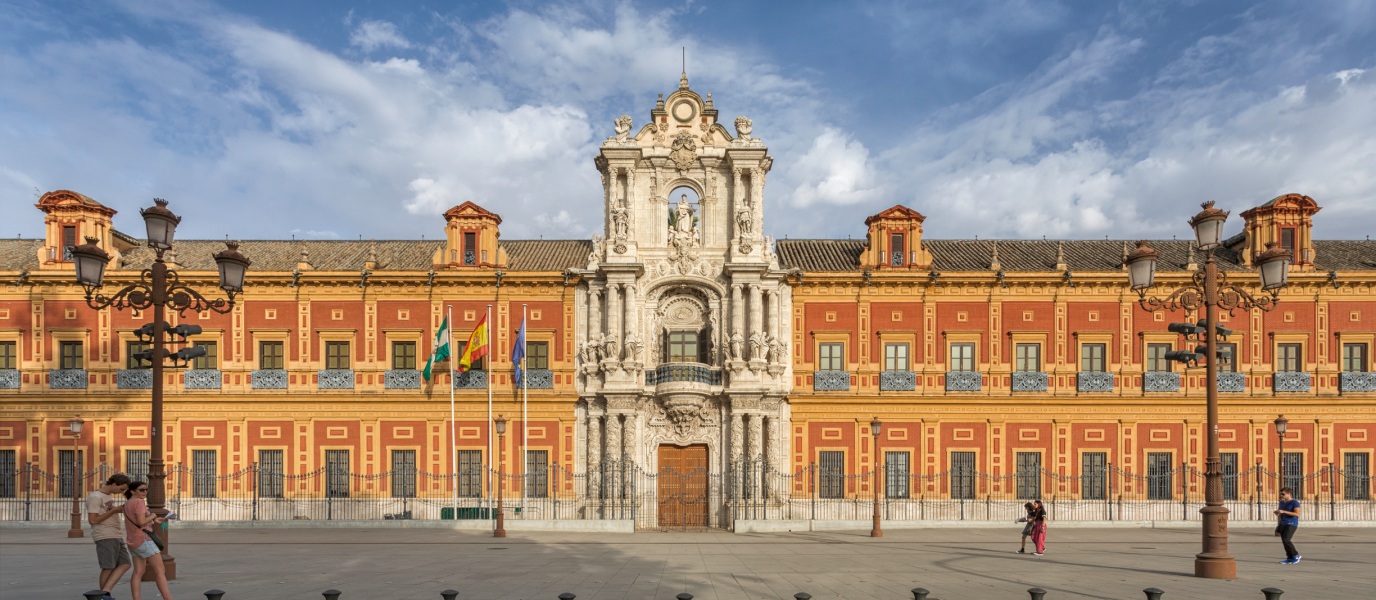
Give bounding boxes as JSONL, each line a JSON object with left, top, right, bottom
{"left": 463, "top": 232, "right": 476, "bottom": 265}
{"left": 890, "top": 233, "right": 904, "bottom": 266}
{"left": 1281, "top": 228, "right": 1295, "bottom": 258}
{"left": 62, "top": 226, "right": 76, "bottom": 261}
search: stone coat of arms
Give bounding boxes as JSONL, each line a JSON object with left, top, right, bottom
{"left": 670, "top": 132, "right": 697, "bottom": 171}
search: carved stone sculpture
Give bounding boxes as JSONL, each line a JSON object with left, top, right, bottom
{"left": 623, "top": 331, "right": 642, "bottom": 362}
{"left": 767, "top": 334, "right": 782, "bottom": 364}
{"left": 736, "top": 206, "right": 752, "bottom": 237}
{"left": 611, "top": 204, "right": 629, "bottom": 237}
{"left": 601, "top": 333, "right": 619, "bottom": 362}
{"left": 614, "top": 115, "right": 632, "bottom": 142}
{"left": 749, "top": 332, "right": 765, "bottom": 361}
{"left": 670, "top": 132, "right": 696, "bottom": 171}
{"left": 734, "top": 116, "right": 752, "bottom": 140}
{"left": 730, "top": 332, "right": 744, "bottom": 361}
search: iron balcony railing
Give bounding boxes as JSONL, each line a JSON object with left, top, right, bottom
{"left": 648, "top": 363, "right": 722, "bottom": 386}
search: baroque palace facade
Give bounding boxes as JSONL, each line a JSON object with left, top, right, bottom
{"left": 2, "top": 74, "right": 1375, "bottom": 506}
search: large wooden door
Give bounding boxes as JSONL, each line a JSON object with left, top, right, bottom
{"left": 657, "top": 444, "right": 709, "bottom": 528}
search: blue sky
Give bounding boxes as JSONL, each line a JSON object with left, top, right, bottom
{"left": 2, "top": 0, "right": 1373, "bottom": 242}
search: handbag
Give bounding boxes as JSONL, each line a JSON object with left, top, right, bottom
{"left": 142, "top": 526, "right": 165, "bottom": 551}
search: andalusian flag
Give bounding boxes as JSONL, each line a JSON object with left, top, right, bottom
{"left": 456, "top": 314, "right": 489, "bottom": 373}
{"left": 423, "top": 316, "right": 451, "bottom": 382}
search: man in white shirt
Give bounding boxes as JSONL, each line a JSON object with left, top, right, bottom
{"left": 88, "top": 473, "right": 131, "bottom": 598}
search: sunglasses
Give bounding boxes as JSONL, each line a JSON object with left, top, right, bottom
{"left": 133, "top": 488, "right": 148, "bottom": 493}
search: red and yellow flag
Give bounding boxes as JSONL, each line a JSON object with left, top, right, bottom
{"left": 457, "top": 314, "right": 489, "bottom": 372}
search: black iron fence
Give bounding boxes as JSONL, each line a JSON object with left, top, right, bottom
{"left": 5, "top": 460, "right": 1371, "bottom": 528}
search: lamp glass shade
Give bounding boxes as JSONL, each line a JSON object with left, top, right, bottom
{"left": 870, "top": 419, "right": 882, "bottom": 437}
{"left": 69, "top": 416, "right": 84, "bottom": 435}
{"left": 1259, "top": 255, "right": 1290, "bottom": 290}
{"left": 494, "top": 417, "right": 507, "bottom": 435}
{"left": 143, "top": 214, "right": 177, "bottom": 249}
{"left": 1127, "top": 257, "right": 1156, "bottom": 290}
{"left": 1274, "top": 415, "right": 1288, "bottom": 434}
{"left": 217, "top": 258, "right": 247, "bottom": 292}
{"left": 73, "top": 250, "right": 108, "bottom": 287}
{"left": 1192, "top": 218, "right": 1224, "bottom": 250}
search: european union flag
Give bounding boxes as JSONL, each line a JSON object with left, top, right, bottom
{"left": 511, "top": 317, "right": 527, "bottom": 387}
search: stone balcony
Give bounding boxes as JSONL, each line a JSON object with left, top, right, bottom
{"left": 453, "top": 369, "right": 488, "bottom": 390}
{"left": 0, "top": 369, "right": 17, "bottom": 390}
{"left": 385, "top": 370, "right": 421, "bottom": 390}
{"left": 516, "top": 369, "right": 555, "bottom": 389}
{"left": 318, "top": 369, "right": 355, "bottom": 390}
{"left": 1217, "top": 372, "right": 1246, "bottom": 392}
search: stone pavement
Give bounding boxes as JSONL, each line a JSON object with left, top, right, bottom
{"left": 2, "top": 526, "right": 1371, "bottom": 600}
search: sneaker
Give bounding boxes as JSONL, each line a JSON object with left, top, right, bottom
{"left": 1016, "top": 548, "right": 1025, "bottom": 554}
{"left": 1280, "top": 558, "right": 1294, "bottom": 564}
{"left": 1033, "top": 552, "right": 1043, "bottom": 556}
{"left": 1292, "top": 556, "right": 1301, "bottom": 564}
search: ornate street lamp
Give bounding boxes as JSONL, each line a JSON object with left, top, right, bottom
{"left": 67, "top": 415, "right": 85, "bottom": 539}
{"left": 870, "top": 417, "right": 883, "bottom": 538}
{"left": 494, "top": 415, "right": 507, "bottom": 539}
{"left": 1274, "top": 415, "right": 1289, "bottom": 491}
{"left": 71, "top": 199, "right": 250, "bottom": 580}
{"left": 1125, "top": 201, "right": 1289, "bottom": 579}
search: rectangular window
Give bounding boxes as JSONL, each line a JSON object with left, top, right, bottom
{"left": 884, "top": 343, "right": 909, "bottom": 371}
{"left": 392, "top": 341, "right": 416, "bottom": 370}
{"left": 818, "top": 343, "right": 845, "bottom": 371}
{"left": 1081, "top": 343, "right": 1106, "bottom": 372}
{"left": 525, "top": 450, "right": 549, "bottom": 499}
{"left": 458, "top": 450, "right": 483, "bottom": 498}
{"left": 1277, "top": 343, "right": 1301, "bottom": 372}
{"left": 259, "top": 341, "right": 284, "bottom": 370}
{"left": 1282, "top": 452, "right": 1303, "bottom": 493}
{"left": 890, "top": 233, "right": 904, "bottom": 266}
{"left": 58, "top": 449, "right": 83, "bottom": 498}
{"left": 1015, "top": 343, "right": 1040, "bottom": 372}
{"left": 192, "top": 450, "right": 217, "bottom": 498}
{"left": 950, "top": 342, "right": 975, "bottom": 372}
{"left": 454, "top": 341, "right": 485, "bottom": 370}
{"left": 325, "top": 341, "right": 350, "bottom": 370}
{"left": 1016, "top": 452, "right": 1041, "bottom": 499}
{"left": 1147, "top": 452, "right": 1173, "bottom": 500}
{"left": 818, "top": 451, "right": 844, "bottom": 499}
{"left": 463, "top": 232, "right": 476, "bottom": 265}
{"left": 951, "top": 452, "right": 976, "bottom": 500}
{"left": 1081, "top": 452, "right": 1107, "bottom": 500}
{"left": 391, "top": 450, "right": 416, "bottom": 498}
{"left": 526, "top": 341, "right": 549, "bottom": 370}
{"left": 1281, "top": 228, "right": 1295, "bottom": 256}
{"left": 1343, "top": 343, "right": 1368, "bottom": 373}
{"left": 60, "top": 341, "right": 83, "bottom": 370}
{"left": 193, "top": 341, "right": 217, "bottom": 370}
{"left": 126, "top": 341, "right": 150, "bottom": 369}
{"left": 1146, "top": 343, "right": 1172, "bottom": 372}
{"left": 325, "top": 450, "right": 350, "bottom": 498}
{"left": 258, "top": 450, "right": 284, "bottom": 499}
{"left": 0, "top": 341, "right": 15, "bottom": 370}
{"left": 1221, "top": 452, "right": 1239, "bottom": 501}
{"left": 884, "top": 451, "right": 910, "bottom": 499}
{"left": 125, "top": 449, "right": 149, "bottom": 484}
{"left": 667, "top": 332, "right": 698, "bottom": 363}
{"left": 62, "top": 226, "right": 76, "bottom": 260}
{"left": 0, "top": 449, "right": 16, "bottom": 498}
{"left": 1217, "top": 342, "right": 1237, "bottom": 372}
{"left": 1344, "top": 453, "right": 1370, "bottom": 501}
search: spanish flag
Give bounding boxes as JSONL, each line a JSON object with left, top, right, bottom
{"left": 456, "top": 314, "right": 489, "bottom": 373}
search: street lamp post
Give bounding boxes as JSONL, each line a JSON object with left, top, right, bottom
{"left": 69, "top": 199, "right": 250, "bottom": 580}
{"left": 494, "top": 414, "right": 507, "bottom": 538}
{"left": 67, "top": 415, "right": 85, "bottom": 539}
{"left": 871, "top": 417, "right": 883, "bottom": 538}
{"left": 1125, "top": 201, "right": 1291, "bottom": 580}
{"left": 1274, "top": 415, "right": 1289, "bottom": 492}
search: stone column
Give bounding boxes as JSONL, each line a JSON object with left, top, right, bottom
{"left": 589, "top": 287, "right": 602, "bottom": 340}
{"left": 624, "top": 284, "right": 638, "bottom": 355}
{"left": 751, "top": 167, "right": 765, "bottom": 234}
{"left": 606, "top": 283, "right": 621, "bottom": 358}
{"left": 604, "top": 414, "right": 623, "bottom": 499}
{"left": 749, "top": 284, "right": 763, "bottom": 358}
{"left": 731, "top": 284, "right": 744, "bottom": 339}
{"left": 748, "top": 413, "right": 763, "bottom": 462}
{"left": 767, "top": 288, "right": 779, "bottom": 341}
{"left": 625, "top": 167, "right": 636, "bottom": 233}
{"left": 766, "top": 415, "right": 780, "bottom": 470}
{"left": 730, "top": 413, "right": 744, "bottom": 464}
{"left": 587, "top": 414, "right": 602, "bottom": 497}
{"left": 622, "top": 413, "right": 637, "bottom": 466}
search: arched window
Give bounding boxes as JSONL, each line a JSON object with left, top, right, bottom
{"left": 666, "top": 186, "right": 701, "bottom": 243}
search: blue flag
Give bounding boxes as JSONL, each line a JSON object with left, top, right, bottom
{"left": 511, "top": 316, "right": 527, "bottom": 387}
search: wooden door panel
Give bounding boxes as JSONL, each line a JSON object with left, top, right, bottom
{"left": 658, "top": 444, "right": 709, "bottom": 528}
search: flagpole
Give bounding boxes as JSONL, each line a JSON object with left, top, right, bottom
{"left": 522, "top": 303, "right": 528, "bottom": 507}
{"left": 486, "top": 304, "right": 493, "bottom": 529}
{"left": 449, "top": 305, "right": 456, "bottom": 517}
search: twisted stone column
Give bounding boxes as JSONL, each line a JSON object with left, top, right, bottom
{"left": 604, "top": 414, "right": 623, "bottom": 499}
{"left": 730, "top": 413, "right": 744, "bottom": 464}
{"left": 587, "top": 415, "right": 602, "bottom": 498}
{"left": 748, "top": 413, "right": 763, "bottom": 462}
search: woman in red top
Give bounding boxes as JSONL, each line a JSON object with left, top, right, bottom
{"left": 123, "top": 481, "right": 174, "bottom": 600}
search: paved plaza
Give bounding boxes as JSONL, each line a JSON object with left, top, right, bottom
{"left": 2, "top": 526, "right": 1373, "bottom": 600}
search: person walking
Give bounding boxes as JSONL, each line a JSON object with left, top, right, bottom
{"left": 1029, "top": 499, "right": 1048, "bottom": 555}
{"left": 122, "top": 481, "right": 173, "bottom": 600}
{"left": 88, "top": 473, "right": 131, "bottom": 598}
{"left": 1015, "top": 502, "right": 1036, "bottom": 553}
{"left": 1275, "top": 486, "right": 1302, "bottom": 564}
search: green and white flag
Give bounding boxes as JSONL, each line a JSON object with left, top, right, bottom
{"left": 423, "top": 315, "right": 450, "bottom": 381}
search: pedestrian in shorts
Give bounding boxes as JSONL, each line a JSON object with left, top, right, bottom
{"left": 88, "top": 472, "right": 131, "bottom": 599}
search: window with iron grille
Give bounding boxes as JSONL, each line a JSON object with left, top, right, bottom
{"left": 885, "top": 451, "right": 910, "bottom": 499}
{"left": 258, "top": 450, "right": 284, "bottom": 499}
{"left": 1344, "top": 343, "right": 1368, "bottom": 372}
{"left": 526, "top": 342, "right": 549, "bottom": 370}
{"left": 818, "top": 343, "right": 845, "bottom": 371}
{"left": 463, "top": 232, "right": 476, "bottom": 265}
{"left": 1147, "top": 452, "right": 1172, "bottom": 500}
{"left": 1344, "top": 453, "right": 1370, "bottom": 501}
{"left": 392, "top": 342, "right": 416, "bottom": 370}
{"left": 950, "top": 342, "right": 975, "bottom": 372}
{"left": 326, "top": 342, "right": 350, "bottom": 370}
{"left": 526, "top": 450, "right": 549, "bottom": 499}
{"left": 326, "top": 450, "right": 350, "bottom": 498}
{"left": 668, "top": 332, "right": 698, "bottom": 363}
{"left": 1146, "top": 343, "right": 1172, "bottom": 372}
{"left": 60, "top": 341, "right": 83, "bottom": 370}
{"left": 1217, "top": 343, "right": 1237, "bottom": 372}
{"left": 193, "top": 341, "right": 217, "bottom": 370}
{"left": 1081, "top": 452, "right": 1106, "bottom": 500}
{"left": 1281, "top": 228, "right": 1295, "bottom": 257}
{"left": 890, "top": 233, "right": 904, "bottom": 266}
{"left": 1081, "top": 343, "right": 1106, "bottom": 372}
{"left": 259, "top": 341, "right": 284, "bottom": 370}
{"left": 951, "top": 452, "right": 976, "bottom": 499}
{"left": 126, "top": 341, "right": 150, "bottom": 369}
{"left": 391, "top": 450, "right": 416, "bottom": 498}
{"left": 1277, "top": 343, "right": 1302, "bottom": 372}
{"left": 125, "top": 449, "right": 149, "bottom": 484}
{"left": 0, "top": 450, "right": 15, "bottom": 498}
{"left": 1282, "top": 452, "right": 1303, "bottom": 493}
{"left": 818, "top": 451, "right": 844, "bottom": 499}
{"left": 458, "top": 450, "right": 483, "bottom": 498}
{"left": 1221, "top": 452, "right": 1239, "bottom": 500}
{"left": 193, "top": 450, "right": 217, "bottom": 498}
{"left": 63, "top": 226, "right": 77, "bottom": 259}
{"left": 884, "top": 343, "right": 909, "bottom": 371}
{"left": 58, "top": 449, "right": 83, "bottom": 498}
{"left": 0, "top": 341, "right": 16, "bottom": 369}
{"left": 1016, "top": 452, "right": 1041, "bottom": 499}
{"left": 1015, "top": 343, "right": 1040, "bottom": 372}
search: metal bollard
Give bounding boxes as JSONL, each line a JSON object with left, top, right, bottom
{"left": 1028, "top": 588, "right": 1048, "bottom": 600}
{"left": 796, "top": 594, "right": 812, "bottom": 600}
{"left": 911, "top": 588, "right": 930, "bottom": 600}
{"left": 323, "top": 590, "right": 342, "bottom": 600}
{"left": 558, "top": 593, "right": 576, "bottom": 600}
{"left": 678, "top": 594, "right": 694, "bottom": 600}
{"left": 83, "top": 591, "right": 107, "bottom": 600}
{"left": 1261, "top": 589, "right": 1284, "bottom": 600}
{"left": 442, "top": 590, "right": 459, "bottom": 600}
{"left": 205, "top": 590, "right": 226, "bottom": 600}
{"left": 1143, "top": 588, "right": 1164, "bottom": 600}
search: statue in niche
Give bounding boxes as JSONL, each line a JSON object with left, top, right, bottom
{"left": 614, "top": 115, "right": 633, "bottom": 143}
{"left": 730, "top": 332, "right": 744, "bottom": 361}
{"left": 675, "top": 198, "right": 695, "bottom": 236}
{"left": 611, "top": 203, "right": 629, "bottom": 237}
{"left": 601, "top": 332, "right": 619, "bottom": 362}
{"left": 734, "top": 116, "right": 752, "bottom": 140}
{"left": 624, "top": 330, "right": 643, "bottom": 362}
{"left": 667, "top": 195, "right": 701, "bottom": 273}
{"left": 749, "top": 331, "right": 765, "bottom": 361}
{"left": 736, "top": 206, "right": 753, "bottom": 238}
{"left": 767, "top": 334, "right": 782, "bottom": 364}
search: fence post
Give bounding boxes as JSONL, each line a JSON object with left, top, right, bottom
{"left": 1182, "top": 462, "right": 1187, "bottom": 521}
{"left": 24, "top": 462, "right": 32, "bottom": 522}
{"left": 810, "top": 462, "right": 815, "bottom": 522}
{"left": 1329, "top": 462, "right": 1336, "bottom": 521}
{"left": 251, "top": 462, "right": 258, "bottom": 521}
{"left": 1107, "top": 462, "right": 1112, "bottom": 521}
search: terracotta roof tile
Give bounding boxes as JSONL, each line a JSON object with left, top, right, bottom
{"left": 0, "top": 240, "right": 43, "bottom": 271}
{"left": 776, "top": 239, "right": 866, "bottom": 272}
{"left": 501, "top": 240, "right": 593, "bottom": 272}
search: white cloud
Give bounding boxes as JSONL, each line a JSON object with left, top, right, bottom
{"left": 787, "top": 128, "right": 880, "bottom": 208}
{"left": 350, "top": 20, "right": 411, "bottom": 52}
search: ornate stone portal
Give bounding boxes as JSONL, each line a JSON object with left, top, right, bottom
{"left": 574, "top": 73, "right": 791, "bottom": 478}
